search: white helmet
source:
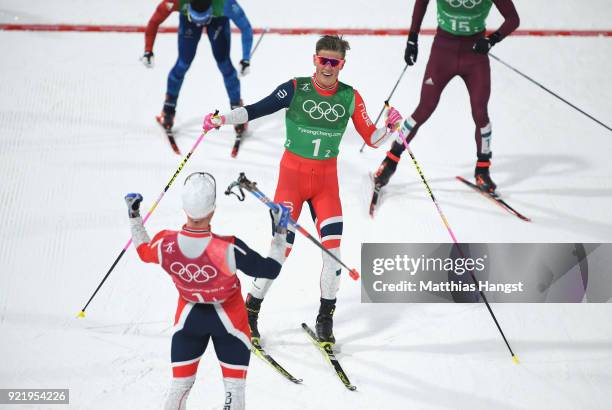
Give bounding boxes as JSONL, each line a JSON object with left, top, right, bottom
{"left": 182, "top": 172, "right": 216, "bottom": 220}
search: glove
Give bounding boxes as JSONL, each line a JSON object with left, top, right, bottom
{"left": 202, "top": 112, "right": 225, "bottom": 132}
{"left": 473, "top": 32, "right": 502, "bottom": 54}
{"left": 270, "top": 203, "right": 290, "bottom": 234}
{"left": 125, "top": 193, "right": 143, "bottom": 218}
{"left": 404, "top": 32, "right": 418, "bottom": 66}
{"left": 385, "top": 106, "right": 403, "bottom": 131}
{"left": 140, "top": 51, "right": 154, "bottom": 68}
{"left": 239, "top": 59, "right": 250, "bottom": 76}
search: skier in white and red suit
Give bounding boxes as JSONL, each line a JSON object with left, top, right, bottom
{"left": 125, "top": 172, "right": 289, "bottom": 410}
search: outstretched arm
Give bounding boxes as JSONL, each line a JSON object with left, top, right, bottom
{"left": 209, "top": 80, "right": 296, "bottom": 127}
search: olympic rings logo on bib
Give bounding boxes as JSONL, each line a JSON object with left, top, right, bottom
{"left": 302, "top": 100, "right": 346, "bottom": 122}
{"left": 170, "top": 261, "right": 218, "bottom": 283}
{"left": 446, "top": 0, "right": 482, "bottom": 9}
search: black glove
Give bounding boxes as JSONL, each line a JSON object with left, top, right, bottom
{"left": 473, "top": 32, "right": 502, "bottom": 54}
{"left": 404, "top": 32, "right": 419, "bottom": 66}
{"left": 140, "top": 51, "right": 154, "bottom": 68}
{"left": 239, "top": 59, "right": 250, "bottom": 75}
{"left": 125, "top": 193, "right": 143, "bottom": 218}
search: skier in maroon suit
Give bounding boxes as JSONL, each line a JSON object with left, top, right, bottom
{"left": 373, "top": 0, "right": 520, "bottom": 193}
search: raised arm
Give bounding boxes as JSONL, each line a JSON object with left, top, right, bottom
{"left": 228, "top": 204, "right": 290, "bottom": 279}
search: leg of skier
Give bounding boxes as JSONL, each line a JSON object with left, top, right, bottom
{"left": 206, "top": 17, "right": 245, "bottom": 134}
{"left": 212, "top": 292, "right": 251, "bottom": 410}
{"left": 307, "top": 161, "right": 343, "bottom": 344}
{"left": 246, "top": 153, "right": 305, "bottom": 340}
{"left": 460, "top": 48, "right": 496, "bottom": 192}
{"left": 164, "top": 301, "right": 207, "bottom": 410}
{"left": 373, "top": 34, "right": 457, "bottom": 189}
{"left": 161, "top": 14, "right": 203, "bottom": 130}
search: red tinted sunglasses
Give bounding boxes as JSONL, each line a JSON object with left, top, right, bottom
{"left": 315, "top": 55, "right": 344, "bottom": 67}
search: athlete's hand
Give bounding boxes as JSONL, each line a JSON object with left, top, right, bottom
{"left": 270, "top": 203, "right": 290, "bottom": 234}
{"left": 140, "top": 51, "right": 154, "bottom": 68}
{"left": 125, "top": 193, "right": 143, "bottom": 218}
{"left": 202, "top": 112, "right": 225, "bottom": 132}
{"left": 473, "top": 32, "right": 501, "bottom": 54}
{"left": 239, "top": 59, "right": 250, "bottom": 76}
{"left": 404, "top": 32, "right": 419, "bottom": 66}
{"left": 385, "top": 107, "right": 403, "bottom": 131}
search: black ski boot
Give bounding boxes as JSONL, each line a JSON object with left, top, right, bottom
{"left": 475, "top": 161, "right": 497, "bottom": 193}
{"left": 373, "top": 153, "right": 399, "bottom": 188}
{"left": 315, "top": 298, "right": 336, "bottom": 345}
{"left": 245, "top": 294, "right": 263, "bottom": 341}
{"left": 160, "top": 94, "right": 177, "bottom": 130}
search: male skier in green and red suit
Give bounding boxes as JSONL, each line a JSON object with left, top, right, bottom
{"left": 373, "top": 0, "right": 520, "bottom": 194}
{"left": 202, "top": 35, "right": 404, "bottom": 344}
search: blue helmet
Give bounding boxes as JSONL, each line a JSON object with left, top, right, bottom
{"left": 188, "top": 0, "right": 213, "bottom": 26}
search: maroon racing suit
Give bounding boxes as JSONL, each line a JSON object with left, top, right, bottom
{"left": 386, "top": 0, "right": 519, "bottom": 171}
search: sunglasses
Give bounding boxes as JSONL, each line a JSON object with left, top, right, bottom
{"left": 315, "top": 55, "right": 345, "bottom": 67}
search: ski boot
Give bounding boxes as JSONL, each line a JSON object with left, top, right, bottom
{"left": 245, "top": 294, "right": 263, "bottom": 342}
{"left": 373, "top": 152, "right": 399, "bottom": 188}
{"left": 315, "top": 298, "right": 336, "bottom": 345}
{"left": 159, "top": 94, "right": 177, "bottom": 130}
{"left": 475, "top": 161, "right": 497, "bottom": 193}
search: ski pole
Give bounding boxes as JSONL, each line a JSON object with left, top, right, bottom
{"left": 249, "top": 27, "right": 269, "bottom": 60}
{"left": 225, "top": 173, "right": 360, "bottom": 281}
{"left": 77, "top": 113, "right": 218, "bottom": 318}
{"left": 359, "top": 64, "right": 409, "bottom": 153}
{"left": 489, "top": 53, "right": 611, "bottom": 133}
{"left": 389, "top": 102, "right": 519, "bottom": 363}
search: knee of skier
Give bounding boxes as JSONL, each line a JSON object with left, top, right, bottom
{"left": 322, "top": 247, "right": 342, "bottom": 273}
{"left": 319, "top": 217, "right": 342, "bottom": 250}
{"left": 217, "top": 59, "right": 237, "bottom": 77}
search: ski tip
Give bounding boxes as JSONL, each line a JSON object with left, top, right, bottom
{"left": 347, "top": 385, "right": 357, "bottom": 391}
{"left": 512, "top": 355, "right": 520, "bottom": 365}
{"left": 349, "top": 268, "right": 360, "bottom": 281}
{"left": 76, "top": 310, "right": 86, "bottom": 319}
{"left": 231, "top": 150, "right": 238, "bottom": 158}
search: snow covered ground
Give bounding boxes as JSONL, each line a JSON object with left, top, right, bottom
{"left": 1, "top": 1, "right": 611, "bottom": 409}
